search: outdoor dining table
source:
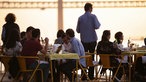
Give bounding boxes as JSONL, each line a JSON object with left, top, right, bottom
{"left": 48, "top": 53, "right": 80, "bottom": 82}
{"left": 122, "top": 50, "right": 146, "bottom": 82}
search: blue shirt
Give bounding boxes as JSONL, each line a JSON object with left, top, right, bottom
{"left": 76, "top": 11, "right": 101, "bottom": 43}
{"left": 70, "top": 37, "right": 86, "bottom": 67}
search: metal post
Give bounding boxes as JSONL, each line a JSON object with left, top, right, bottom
{"left": 58, "top": 0, "right": 63, "bottom": 30}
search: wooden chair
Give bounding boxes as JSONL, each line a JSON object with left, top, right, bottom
{"left": 72, "top": 54, "right": 102, "bottom": 81}
{"left": 85, "top": 52, "right": 102, "bottom": 80}
{"left": 0, "top": 56, "right": 11, "bottom": 82}
{"left": 15, "top": 56, "right": 44, "bottom": 82}
{"left": 98, "top": 54, "right": 126, "bottom": 82}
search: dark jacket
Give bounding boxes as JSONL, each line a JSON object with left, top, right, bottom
{"left": 1, "top": 22, "right": 20, "bottom": 46}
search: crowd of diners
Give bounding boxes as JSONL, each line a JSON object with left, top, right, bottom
{"left": 1, "top": 2, "right": 146, "bottom": 82}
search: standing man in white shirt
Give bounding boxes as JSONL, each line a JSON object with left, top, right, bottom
{"left": 76, "top": 2, "right": 101, "bottom": 80}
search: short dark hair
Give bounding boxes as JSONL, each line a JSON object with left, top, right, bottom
{"left": 66, "top": 29, "right": 75, "bottom": 37}
{"left": 61, "top": 33, "right": 66, "bottom": 39}
{"left": 57, "top": 29, "right": 65, "bottom": 38}
{"left": 20, "top": 31, "right": 26, "bottom": 39}
{"left": 115, "top": 31, "right": 123, "bottom": 40}
{"left": 5, "top": 13, "right": 16, "bottom": 23}
{"left": 32, "top": 29, "right": 40, "bottom": 38}
{"left": 26, "top": 26, "right": 35, "bottom": 32}
{"left": 84, "top": 3, "right": 92, "bottom": 11}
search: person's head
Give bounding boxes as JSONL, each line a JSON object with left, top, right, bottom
{"left": 144, "top": 38, "right": 146, "bottom": 46}
{"left": 66, "top": 29, "right": 75, "bottom": 39}
{"left": 20, "top": 31, "right": 26, "bottom": 40}
{"left": 101, "top": 30, "right": 111, "bottom": 41}
{"left": 26, "top": 26, "right": 35, "bottom": 40}
{"left": 61, "top": 33, "right": 69, "bottom": 44}
{"left": 32, "top": 28, "right": 40, "bottom": 39}
{"left": 56, "top": 29, "right": 65, "bottom": 38}
{"left": 5, "top": 13, "right": 16, "bottom": 23}
{"left": 26, "top": 26, "right": 35, "bottom": 33}
{"left": 84, "top": 3, "right": 93, "bottom": 12}
{"left": 115, "top": 31, "right": 123, "bottom": 44}
{"left": 6, "top": 29, "right": 20, "bottom": 49}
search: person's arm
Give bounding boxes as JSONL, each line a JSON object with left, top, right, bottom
{"left": 72, "top": 39, "right": 84, "bottom": 57}
{"left": 112, "top": 43, "right": 121, "bottom": 55}
{"left": 96, "top": 42, "right": 101, "bottom": 54}
{"left": 40, "top": 37, "right": 49, "bottom": 54}
{"left": 1, "top": 26, "right": 5, "bottom": 42}
{"left": 94, "top": 15, "right": 101, "bottom": 29}
{"left": 76, "top": 18, "right": 80, "bottom": 33}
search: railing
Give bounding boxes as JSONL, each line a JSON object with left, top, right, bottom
{"left": 0, "top": 1, "right": 146, "bottom": 9}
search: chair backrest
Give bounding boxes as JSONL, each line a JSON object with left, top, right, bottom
{"left": 99, "top": 54, "right": 112, "bottom": 68}
{"left": 0, "top": 56, "right": 11, "bottom": 71}
{"left": 79, "top": 55, "right": 94, "bottom": 68}
{"left": 0, "top": 56, "right": 39, "bottom": 71}
{"left": 16, "top": 56, "right": 39, "bottom": 71}
{"left": 85, "top": 55, "right": 93, "bottom": 67}
{"left": 85, "top": 52, "right": 97, "bottom": 67}
{"left": 17, "top": 56, "right": 27, "bottom": 71}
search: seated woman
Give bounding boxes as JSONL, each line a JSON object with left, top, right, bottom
{"left": 53, "top": 33, "right": 72, "bottom": 82}
{"left": 96, "top": 30, "right": 122, "bottom": 82}
{"left": 3, "top": 29, "right": 22, "bottom": 79}
{"left": 54, "top": 29, "right": 65, "bottom": 44}
{"left": 3, "top": 29, "right": 22, "bottom": 56}
{"left": 114, "top": 32, "right": 130, "bottom": 63}
{"left": 21, "top": 28, "right": 49, "bottom": 82}
{"left": 114, "top": 31, "right": 130, "bottom": 78}
{"left": 61, "top": 33, "right": 72, "bottom": 53}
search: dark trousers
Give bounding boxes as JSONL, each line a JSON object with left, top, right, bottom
{"left": 52, "top": 60, "right": 60, "bottom": 82}
{"left": 82, "top": 41, "right": 97, "bottom": 79}
{"left": 59, "top": 60, "right": 76, "bottom": 82}
{"left": 28, "top": 61, "right": 49, "bottom": 82}
{"left": 135, "top": 57, "right": 146, "bottom": 75}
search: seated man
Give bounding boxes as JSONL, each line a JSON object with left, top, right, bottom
{"left": 21, "top": 28, "right": 49, "bottom": 82}
{"left": 59, "top": 29, "right": 86, "bottom": 81}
